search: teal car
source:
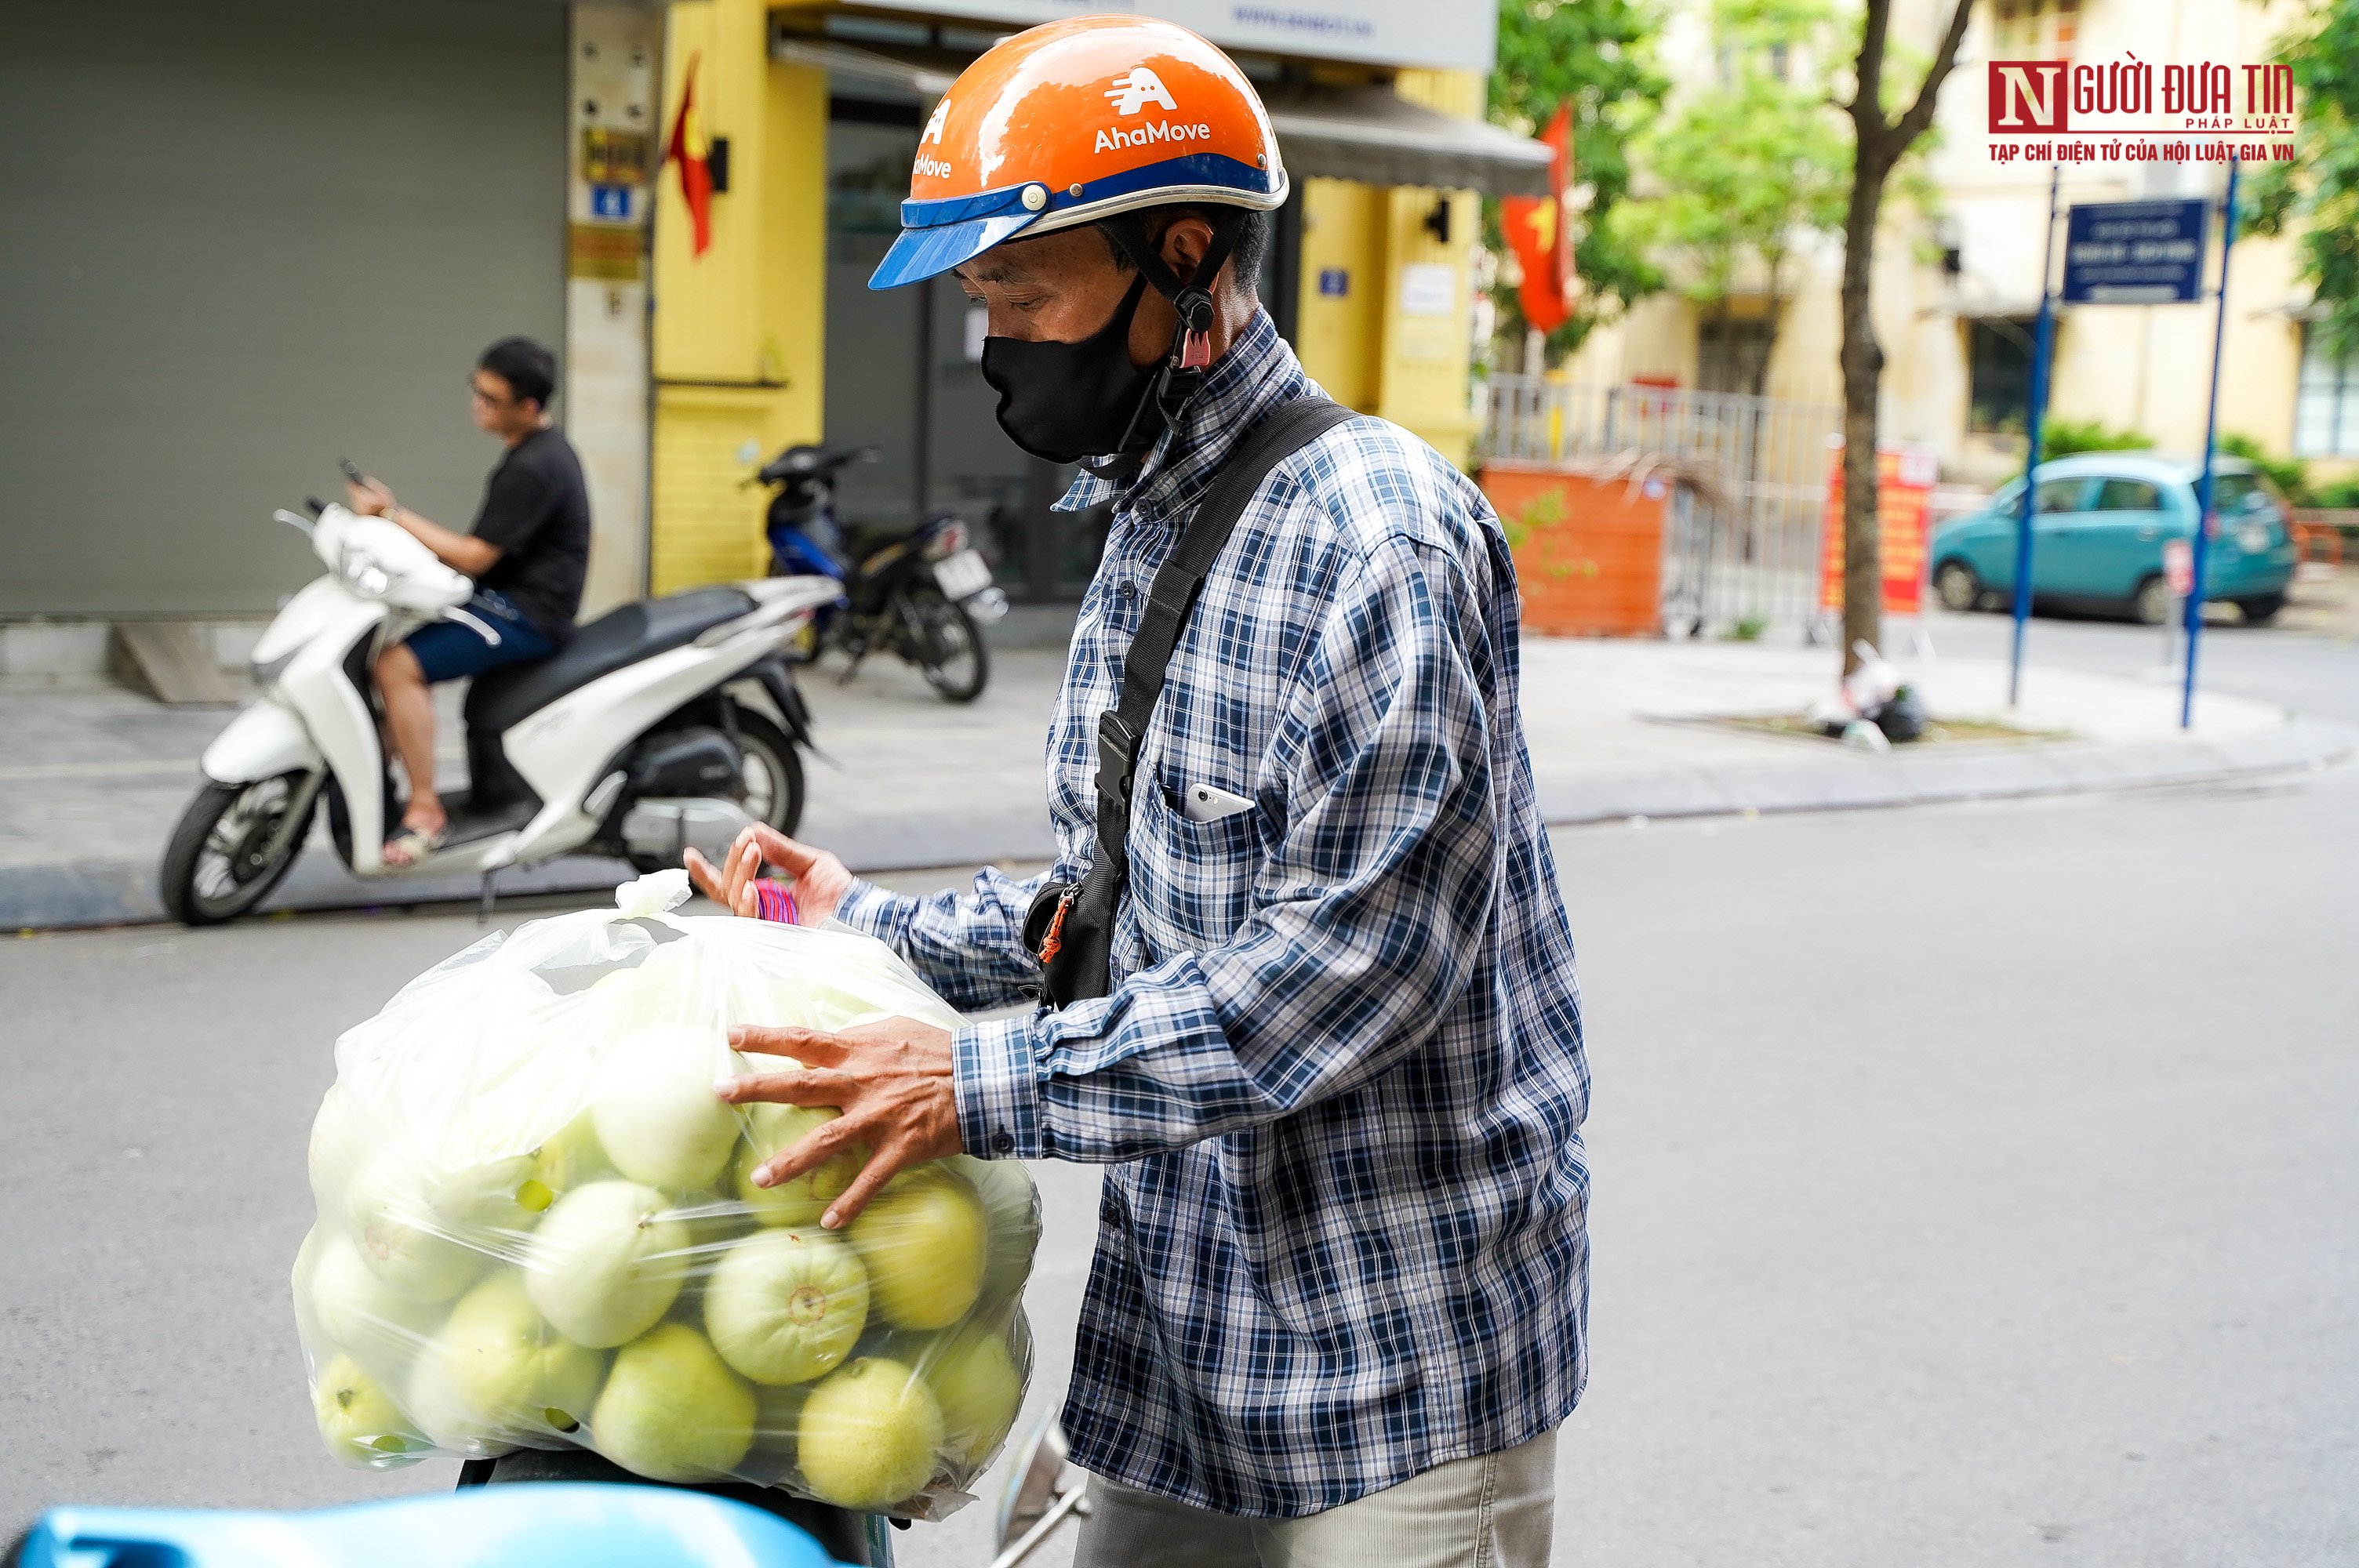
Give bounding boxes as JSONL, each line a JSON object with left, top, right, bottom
{"left": 1929, "top": 454, "right": 2299, "bottom": 625}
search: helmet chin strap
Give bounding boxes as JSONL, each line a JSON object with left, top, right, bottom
{"left": 1100, "top": 208, "right": 1250, "bottom": 454}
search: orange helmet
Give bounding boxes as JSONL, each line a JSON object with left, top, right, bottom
{"left": 868, "top": 15, "right": 1287, "bottom": 291}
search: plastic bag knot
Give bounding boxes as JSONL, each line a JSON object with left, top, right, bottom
{"left": 615, "top": 868, "right": 692, "bottom": 918}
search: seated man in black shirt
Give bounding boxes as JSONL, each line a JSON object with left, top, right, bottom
{"left": 344, "top": 336, "right": 591, "bottom": 866}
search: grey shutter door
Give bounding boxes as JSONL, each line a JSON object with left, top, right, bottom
{"left": 0, "top": 0, "right": 567, "bottom": 617}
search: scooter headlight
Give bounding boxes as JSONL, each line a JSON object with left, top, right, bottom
{"left": 337, "top": 543, "right": 391, "bottom": 600}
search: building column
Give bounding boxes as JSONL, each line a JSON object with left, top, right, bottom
{"left": 568, "top": 3, "right": 663, "bottom": 619}
{"left": 649, "top": 0, "right": 827, "bottom": 595}
{"left": 1379, "top": 68, "right": 1484, "bottom": 467}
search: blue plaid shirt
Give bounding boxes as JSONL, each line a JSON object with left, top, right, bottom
{"left": 834, "top": 310, "right": 1589, "bottom": 1518}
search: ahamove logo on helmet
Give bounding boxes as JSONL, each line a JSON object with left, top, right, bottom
{"left": 1105, "top": 67, "right": 1178, "bottom": 114}
{"left": 916, "top": 96, "right": 954, "bottom": 178}
{"left": 1097, "top": 66, "right": 1209, "bottom": 154}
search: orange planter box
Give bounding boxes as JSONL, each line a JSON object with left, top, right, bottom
{"left": 1478, "top": 462, "right": 1666, "bottom": 637}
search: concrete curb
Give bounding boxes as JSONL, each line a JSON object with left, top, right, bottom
{"left": 1528, "top": 719, "right": 2354, "bottom": 826}
{"left": 7, "top": 721, "right": 2350, "bottom": 931}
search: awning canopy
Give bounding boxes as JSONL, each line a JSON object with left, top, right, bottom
{"left": 770, "top": 34, "right": 960, "bottom": 97}
{"left": 772, "top": 27, "right": 1555, "bottom": 198}
{"left": 1261, "top": 83, "right": 1554, "bottom": 196}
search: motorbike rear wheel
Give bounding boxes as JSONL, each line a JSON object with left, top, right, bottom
{"left": 623, "top": 712, "right": 805, "bottom": 874}
{"left": 733, "top": 711, "right": 806, "bottom": 838}
{"left": 159, "top": 772, "right": 316, "bottom": 925}
{"left": 902, "top": 586, "right": 988, "bottom": 704}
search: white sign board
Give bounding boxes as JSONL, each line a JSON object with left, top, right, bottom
{"left": 858, "top": 0, "right": 1498, "bottom": 74}
{"left": 1398, "top": 263, "right": 1456, "bottom": 317}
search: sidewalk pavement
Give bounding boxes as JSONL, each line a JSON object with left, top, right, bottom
{"left": 4, "top": 632, "right": 2348, "bottom": 930}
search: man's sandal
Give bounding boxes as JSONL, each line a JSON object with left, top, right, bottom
{"left": 383, "top": 824, "right": 447, "bottom": 868}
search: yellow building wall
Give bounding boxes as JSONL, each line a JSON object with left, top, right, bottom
{"left": 1374, "top": 183, "right": 1480, "bottom": 463}
{"left": 1289, "top": 70, "right": 1484, "bottom": 464}
{"left": 649, "top": 0, "right": 827, "bottom": 594}
{"left": 1379, "top": 68, "right": 1482, "bottom": 466}
{"left": 1294, "top": 178, "right": 1387, "bottom": 411}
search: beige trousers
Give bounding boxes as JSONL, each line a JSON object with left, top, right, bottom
{"left": 1068, "top": 1428, "right": 1558, "bottom": 1568}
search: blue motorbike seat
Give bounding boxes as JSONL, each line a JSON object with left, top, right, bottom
{"left": 465, "top": 587, "right": 754, "bottom": 735}
{"left": 14, "top": 1483, "right": 845, "bottom": 1568}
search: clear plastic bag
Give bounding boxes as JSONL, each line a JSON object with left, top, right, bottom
{"left": 293, "top": 871, "right": 1038, "bottom": 1520}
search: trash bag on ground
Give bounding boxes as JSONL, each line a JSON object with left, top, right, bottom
{"left": 1871, "top": 685, "right": 1928, "bottom": 742}
{"left": 293, "top": 870, "right": 1038, "bottom": 1521}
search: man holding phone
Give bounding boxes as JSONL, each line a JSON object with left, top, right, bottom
{"left": 344, "top": 336, "right": 590, "bottom": 866}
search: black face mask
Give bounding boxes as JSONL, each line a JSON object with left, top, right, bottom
{"left": 980, "top": 274, "right": 1158, "bottom": 465}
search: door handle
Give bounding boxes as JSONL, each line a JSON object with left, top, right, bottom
{"left": 2137, "top": 526, "right": 2157, "bottom": 540}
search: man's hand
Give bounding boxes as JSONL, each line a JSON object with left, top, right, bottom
{"left": 718, "top": 1017, "right": 961, "bottom": 1227}
{"left": 685, "top": 825, "right": 855, "bottom": 926}
{"left": 346, "top": 477, "right": 394, "bottom": 517}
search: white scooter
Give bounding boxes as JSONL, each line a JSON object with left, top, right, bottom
{"left": 162, "top": 500, "right": 842, "bottom": 925}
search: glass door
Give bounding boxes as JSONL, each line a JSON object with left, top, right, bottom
{"left": 823, "top": 96, "right": 1104, "bottom": 601}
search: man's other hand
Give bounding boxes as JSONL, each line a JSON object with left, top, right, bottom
{"left": 685, "top": 825, "right": 853, "bottom": 925}
{"left": 717, "top": 1017, "right": 961, "bottom": 1227}
{"left": 346, "top": 477, "right": 394, "bottom": 517}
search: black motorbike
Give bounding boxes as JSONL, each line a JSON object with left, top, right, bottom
{"left": 759, "top": 445, "right": 1006, "bottom": 704}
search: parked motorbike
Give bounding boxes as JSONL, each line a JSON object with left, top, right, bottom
{"left": 758, "top": 444, "right": 1007, "bottom": 703}
{"left": 159, "top": 499, "right": 840, "bottom": 926}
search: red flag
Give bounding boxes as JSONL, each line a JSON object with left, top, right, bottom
{"left": 1500, "top": 104, "right": 1574, "bottom": 334}
{"left": 665, "top": 52, "right": 714, "bottom": 257}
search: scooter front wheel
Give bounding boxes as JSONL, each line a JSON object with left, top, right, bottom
{"left": 158, "top": 772, "right": 315, "bottom": 925}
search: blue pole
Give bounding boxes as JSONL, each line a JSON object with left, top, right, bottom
{"left": 2010, "top": 164, "right": 2062, "bottom": 707}
{"left": 2183, "top": 158, "right": 2241, "bottom": 730}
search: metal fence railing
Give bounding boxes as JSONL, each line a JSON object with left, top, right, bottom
{"left": 1477, "top": 376, "right": 1845, "bottom": 637}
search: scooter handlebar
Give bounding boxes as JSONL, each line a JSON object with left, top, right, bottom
{"left": 14, "top": 1485, "right": 844, "bottom": 1568}
{"left": 755, "top": 444, "right": 881, "bottom": 485}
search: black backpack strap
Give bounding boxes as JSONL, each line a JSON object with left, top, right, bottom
{"left": 1039, "top": 394, "right": 1358, "bottom": 1005}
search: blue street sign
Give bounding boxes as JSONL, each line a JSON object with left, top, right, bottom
{"left": 590, "top": 184, "right": 634, "bottom": 221}
{"left": 1318, "top": 268, "right": 1349, "bottom": 297}
{"left": 2060, "top": 198, "right": 2207, "bottom": 304}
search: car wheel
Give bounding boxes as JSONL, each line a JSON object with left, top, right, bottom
{"left": 1932, "top": 560, "right": 1982, "bottom": 614}
{"left": 2237, "top": 593, "right": 2285, "bottom": 626}
{"left": 2131, "top": 575, "right": 2172, "bottom": 626}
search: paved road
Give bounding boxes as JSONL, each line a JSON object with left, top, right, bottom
{"left": 5, "top": 616, "right": 2354, "bottom": 1566}
{"left": 1922, "top": 600, "right": 2359, "bottom": 727}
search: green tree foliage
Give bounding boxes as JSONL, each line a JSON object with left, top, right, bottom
{"left": 1485, "top": 0, "right": 1667, "bottom": 360}
{"left": 2217, "top": 433, "right": 2313, "bottom": 506}
{"left": 1609, "top": 0, "right": 1851, "bottom": 394}
{"left": 2041, "top": 417, "right": 2154, "bottom": 459}
{"left": 2008, "top": 416, "right": 2151, "bottom": 482}
{"left": 2245, "top": 1, "right": 2359, "bottom": 364}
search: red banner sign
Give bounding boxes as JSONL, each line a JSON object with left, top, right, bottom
{"left": 1819, "top": 439, "right": 1938, "bottom": 615}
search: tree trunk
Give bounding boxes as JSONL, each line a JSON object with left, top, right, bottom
{"left": 1837, "top": 151, "right": 1889, "bottom": 676}
{"left": 1834, "top": 0, "right": 1972, "bottom": 678}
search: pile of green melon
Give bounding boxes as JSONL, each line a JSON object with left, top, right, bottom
{"left": 293, "top": 891, "right": 1038, "bottom": 1519}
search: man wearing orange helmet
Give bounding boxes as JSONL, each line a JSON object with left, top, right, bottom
{"left": 697, "top": 16, "right": 1588, "bottom": 1563}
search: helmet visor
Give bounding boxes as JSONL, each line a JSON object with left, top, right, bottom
{"left": 868, "top": 210, "right": 1042, "bottom": 291}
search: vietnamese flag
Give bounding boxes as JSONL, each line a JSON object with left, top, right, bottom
{"left": 666, "top": 52, "right": 714, "bottom": 256}
{"left": 1500, "top": 103, "right": 1574, "bottom": 334}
